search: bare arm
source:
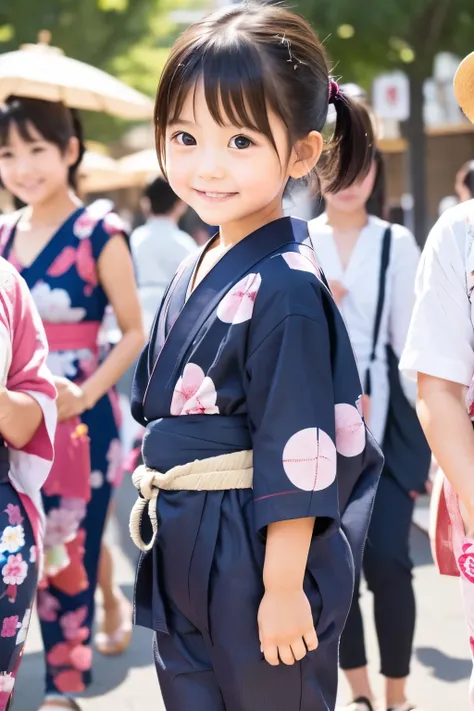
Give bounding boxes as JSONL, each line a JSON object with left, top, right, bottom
{"left": 0, "top": 389, "right": 43, "bottom": 449}
{"left": 81, "top": 235, "right": 145, "bottom": 408}
{"left": 417, "top": 372, "right": 474, "bottom": 531}
{"left": 259, "top": 518, "right": 318, "bottom": 666}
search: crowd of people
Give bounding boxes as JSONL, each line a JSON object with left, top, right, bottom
{"left": 0, "top": 4, "right": 473, "bottom": 711}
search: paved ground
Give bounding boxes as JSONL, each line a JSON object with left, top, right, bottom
{"left": 13, "top": 473, "right": 472, "bottom": 711}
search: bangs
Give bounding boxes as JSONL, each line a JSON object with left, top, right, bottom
{"left": 156, "top": 38, "right": 285, "bottom": 170}
{"left": 0, "top": 104, "right": 40, "bottom": 148}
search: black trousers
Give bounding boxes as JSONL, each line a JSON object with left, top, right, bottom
{"left": 339, "top": 470, "right": 416, "bottom": 678}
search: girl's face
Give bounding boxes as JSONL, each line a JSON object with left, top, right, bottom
{"left": 0, "top": 123, "right": 78, "bottom": 206}
{"left": 323, "top": 160, "right": 377, "bottom": 215}
{"left": 165, "top": 81, "right": 321, "bottom": 229}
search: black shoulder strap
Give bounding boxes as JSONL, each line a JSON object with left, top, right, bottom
{"left": 365, "top": 226, "right": 392, "bottom": 394}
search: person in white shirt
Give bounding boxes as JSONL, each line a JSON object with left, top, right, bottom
{"left": 309, "top": 147, "right": 421, "bottom": 711}
{"left": 131, "top": 177, "right": 198, "bottom": 335}
{"left": 400, "top": 51, "right": 474, "bottom": 710}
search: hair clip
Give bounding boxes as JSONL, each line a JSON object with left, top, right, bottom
{"left": 328, "top": 79, "right": 340, "bottom": 104}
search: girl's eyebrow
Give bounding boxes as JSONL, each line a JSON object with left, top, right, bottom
{"left": 168, "top": 118, "right": 199, "bottom": 128}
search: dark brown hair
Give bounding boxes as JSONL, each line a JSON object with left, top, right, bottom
{"left": 459, "top": 160, "right": 474, "bottom": 199}
{"left": 0, "top": 96, "right": 86, "bottom": 189}
{"left": 155, "top": 3, "right": 373, "bottom": 193}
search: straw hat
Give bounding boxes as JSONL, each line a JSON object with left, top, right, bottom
{"left": 454, "top": 52, "right": 474, "bottom": 123}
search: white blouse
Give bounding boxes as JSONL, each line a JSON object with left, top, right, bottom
{"left": 400, "top": 200, "right": 474, "bottom": 387}
{"left": 308, "top": 214, "right": 420, "bottom": 444}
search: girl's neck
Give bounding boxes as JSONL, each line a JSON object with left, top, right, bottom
{"left": 23, "top": 188, "right": 82, "bottom": 229}
{"left": 219, "top": 199, "right": 284, "bottom": 249}
{"left": 325, "top": 205, "right": 368, "bottom": 232}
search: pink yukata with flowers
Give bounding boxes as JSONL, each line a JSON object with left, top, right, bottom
{"left": 0, "top": 257, "right": 56, "bottom": 710}
{"left": 0, "top": 203, "right": 125, "bottom": 696}
{"left": 131, "top": 217, "right": 383, "bottom": 711}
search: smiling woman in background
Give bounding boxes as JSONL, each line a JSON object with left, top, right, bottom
{"left": 0, "top": 96, "right": 144, "bottom": 711}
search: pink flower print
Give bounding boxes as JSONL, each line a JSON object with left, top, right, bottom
{"left": 335, "top": 403, "right": 366, "bottom": 457}
{"left": 60, "top": 606, "right": 88, "bottom": 641}
{"left": 44, "top": 507, "right": 81, "bottom": 548}
{"left": 283, "top": 428, "right": 337, "bottom": 491}
{"left": 29, "top": 545, "right": 36, "bottom": 563}
{"left": 53, "top": 670, "right": 86, "bottom": 694}
{"left": 5, "top": 585, "right": 16, "bottom": 603}
{"left": 59, "top": 498, "right": 87, "bottom": 523}
{"left": 90, "top": 471, "right": 104, "bottom": 489}
{"left": 47, "top": 247, "right": 77, "bottom": 277}
{"left": 106, "top": 439, "right": 123, "bottom": 484}
{"left": 170, "top": 363, "right": 219, "bottom": 416}
{"left": 2, "top": 554, "right": 28, "bottom": 585}
{"left": 47, "top": 641, "right": 72, "bottom": 667}
{"left": 73, "top": 212, "right": 97, "bottom": 240}
{"left": 102, "top": 212, "right": 124, "bottom": 236}
{"left": 69, "top": 644, "right": 93, "bottom": 671}
{"left": 0, "top": 673, "right": 14, "bottom": 694}
{"left": 470, "top": 636, "right": 474, "bottom": 657}
{"left": 282, "top": 252, "right": 319, "bottom": 277}
{"left": 467, "top": 378, "right": 474, "bottom": 419}
{"left": 217, "top": 273, "right": 261, "bottom": 324}
{"left": 37, "top": 590, "right": 61, "bottom": 622}
{"left": 1, "top": 615, "right": 19, "bottom": 637}
{"left": 459, "top": 540, "right": 474, "bottom": 583}
{"left": 76, "top": 239, "right": 98, "bottom": 295}
{"left": 4, "top": 505, "right": 23, "bottom": 526}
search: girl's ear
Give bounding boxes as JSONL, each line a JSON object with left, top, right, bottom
{"left": 288, "top": 131, "right": 323, "bottom": 180}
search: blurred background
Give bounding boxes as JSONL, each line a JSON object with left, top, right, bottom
{"left": 1, "top": 0, "right": 474, "bottom": 243}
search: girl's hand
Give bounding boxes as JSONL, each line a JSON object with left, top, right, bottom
{"left": 258, "top": 586, "right": 318, "bottom": 666}
{"left": 328, "top": 280, "right": 347, "bottom": 307}
{"left": 54, "top": 376, "right": 88, "bottom": 423}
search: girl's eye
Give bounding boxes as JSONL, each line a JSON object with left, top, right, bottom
{"left": 32, "top": 146, "right": 45, "bottom": 154}
{"left": 175, "top": 132, "right": 196, "bottom": 146}
{"left": 0, "top": 152, "right": 12, "bottom": 160}
{"left": 229, "top": 135, "right": 253, "bottom": 150}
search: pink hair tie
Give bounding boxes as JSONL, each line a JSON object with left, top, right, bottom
{"left": 328, "top": 79, "right": 340, "bottom": 104}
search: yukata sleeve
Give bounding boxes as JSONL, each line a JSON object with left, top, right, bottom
{"left": 400, "top": 210, "right": 474, "bottom": 387}
{"left": 5, "top": 269, "right": 56, "bottom": 480}
{"left": 245, "top": 292, "right": 343, "bottom": 535}
{"left": 91, "top": 211, "right": 129, "bottom": 262}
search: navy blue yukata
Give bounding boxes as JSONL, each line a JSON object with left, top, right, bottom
{"left": 131, "top": 216, "right": 384, "bottom": 711}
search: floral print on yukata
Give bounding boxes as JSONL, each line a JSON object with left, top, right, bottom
{"left": 0, "top": 497, "right": 37, "bottom": 711}
{"left": 0, "top": 206, "right": 125, "bottom": 694}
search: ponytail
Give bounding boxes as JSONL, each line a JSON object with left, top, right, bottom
{"left": 319, "top": 86, "right": 375, "bottom": 194}
{"left": 69, "top": 109, "right": 86, "bottom": 190}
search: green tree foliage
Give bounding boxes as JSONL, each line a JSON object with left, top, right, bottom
{"left": 0, "top": 0, "right": 204, "bottom": 143}
{"left": 296, "top": 0, "right": 474, "bottom": 236}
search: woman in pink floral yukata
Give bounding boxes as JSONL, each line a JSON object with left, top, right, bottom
{"left": 0, "top": 256, "right": 56, "bottom": 710}
{"left": 0, "top": 96, "right": 144, "bottom": 711}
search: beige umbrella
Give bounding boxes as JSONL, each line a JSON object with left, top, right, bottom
{"left": 117, "top": 148, "right": 162, "bottom": 185}
{"left": 0, "top": 31, "right": 153, "bottom": 120}
{"left": 79, "top": 151, "right": 133, "bottom": 193}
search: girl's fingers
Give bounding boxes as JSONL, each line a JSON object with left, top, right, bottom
{"left": 277, "top": 644, "right": 295, "bottom": 666}
{"left": 303, "top": 627, "right": 319, "bottom": 652}
{"left": 263, "top": 643, "right": 279, "bottom": 666}
{"left": 290, "top": 638, "right": 307, "bottom": 661}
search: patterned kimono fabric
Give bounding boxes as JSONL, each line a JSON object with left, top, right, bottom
{"left": 0, "top": 206, "right": 125, "bottom": 695}
{"left": 131, "top": 217, "right": 384, "bottom": 711}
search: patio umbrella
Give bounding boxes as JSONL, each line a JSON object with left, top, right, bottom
{"left": 0, "top": 31, "right": 153, "bottom": 120}
{"left": 79, "top": 151, "right": 133, "bottom": 193}
{"left": 117, "top": 148, "right": 161, "bottom": 185}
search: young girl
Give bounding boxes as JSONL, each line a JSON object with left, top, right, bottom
{"left": 309, "top": 145, "right": 422, "bottom": 711}
{"left": 0, "top": 258, "right": 56, "bottom": 710}
{"left": 129, "top": 4, "right": 384, "bottom": 710}
{"left": 400, "top": 50, "right": 474, "bottom": 709}
{"left": 0, "top": 96, "right": 144, "bottom": 710}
